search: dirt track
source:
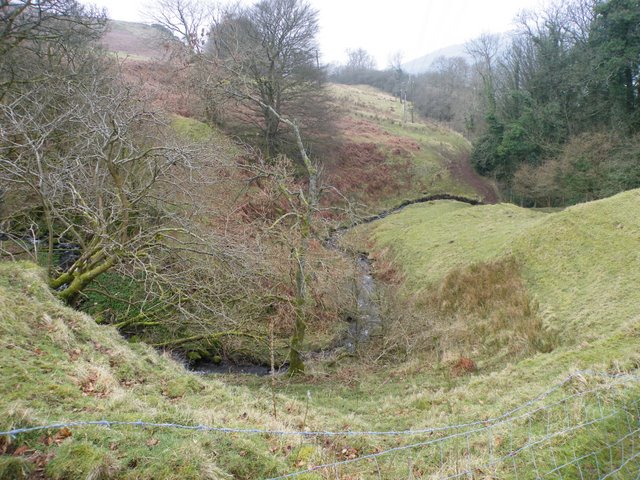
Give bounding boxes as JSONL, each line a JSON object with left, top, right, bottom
{"left": 448, "top": 153, "right": 500, "bottom": 204}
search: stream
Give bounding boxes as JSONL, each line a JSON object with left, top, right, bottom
{"left": 349, "top": 253, "right": 383, "bottom": 347}
{"left": 192, "top": 249, "right": 381, "bottom": 376}
{"left": 192, "top": 194, "right": 483, "bottom": 375}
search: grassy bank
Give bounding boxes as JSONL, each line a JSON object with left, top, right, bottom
{"left": 325, "top": 84, "right": 486, "bottom": 210}
{"left": 2, "top": 189, "right": 639, "bottom": 478}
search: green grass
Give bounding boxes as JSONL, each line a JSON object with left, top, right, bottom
{"left": 171, "top": 115, "right": 215, "bottom": 142}
{"left": 363, "top": 201, "right": 547, "bottom": 291}
{"left": 2, "top": 190, "right": 640, "bottom": 478}
{"left": 360, "top": 189, "right": 640, "bottom": 342}
{"left": 327, "top": 84, "right": 480, "bottom": 209}
{"left": 0, "top": 262, "right": 301, "bottom": 479}
{"left": 349, "top": 189, "right": 640, "bottom": 376}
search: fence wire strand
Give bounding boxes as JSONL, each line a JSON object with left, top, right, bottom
{"left": 2, "top": 370, "right": 639, "bottom": 479}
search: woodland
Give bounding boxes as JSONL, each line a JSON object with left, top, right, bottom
{"left": 335, "top": 0, "right": 640, "bottom": 206}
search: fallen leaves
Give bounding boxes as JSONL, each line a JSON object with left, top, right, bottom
{"left": 68, "top": 348, "right": 81, "bottom": 361}
{"left": 40, "top": 427, "right": 73, "bottom": 446}
{"left": 338, "top": 446, "right": 359, "bottom": 461}
{"left": 146, "top": 438, "right": 160, "bottom": 447}
{"left": 80, "top": 372, "right": 108, "bottom": 398}
{"left": 13, "top": 445, "right": 32, "bottom": 456}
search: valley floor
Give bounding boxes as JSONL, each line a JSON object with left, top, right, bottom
{"left": 2, "top": 189, "right": 640, "bottom": 479}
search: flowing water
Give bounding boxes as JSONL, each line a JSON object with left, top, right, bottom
{"left": 344, "top": 253, "right": 383, "bottom": 351}
{"left": 193, "top": 194, "right": 483, "bottom": 374}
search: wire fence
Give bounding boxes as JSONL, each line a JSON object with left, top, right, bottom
{"left": 2, "top": 370, "right": 639, "bottom": 479}
{"left": 265, "top": 371, "right": 640, "bottom": 479}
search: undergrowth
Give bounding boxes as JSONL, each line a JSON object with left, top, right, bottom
{"left": 324, "top": 84, "right": 480, "bottom": 211}
{"left": 2, "top": 190, "right": 640, "bottom": 478}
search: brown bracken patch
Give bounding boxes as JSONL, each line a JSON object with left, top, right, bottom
{"left": 451, "top": 357, "right": 477, "bottom": 376}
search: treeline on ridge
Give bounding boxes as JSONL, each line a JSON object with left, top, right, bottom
{"left": 330, "top": 0, "right": 640, "bottom": 207}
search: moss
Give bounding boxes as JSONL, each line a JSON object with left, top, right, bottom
{"left": 292, "top": 443, "right": 322, "bottom": 465}
{"left": 171, "top": 115, "right": 214, "bottom": 142}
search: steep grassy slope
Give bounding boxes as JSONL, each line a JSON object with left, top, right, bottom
{"left": 101, "top": 20, "right": 170, "bottom": 61}
{"left": 0, "top": 263, "right": 318, "bottom": 479}
{"left": 4, "top": 20, "right": 635, "bottom": 477}
{"left": 2, "top": 189, "right": 640, "bottom": 478}
{"left": 353, "top": 189, "right": 640, "bottom": 373}
{"left": 325, "top": 84, "right": 498, "bottom": 210}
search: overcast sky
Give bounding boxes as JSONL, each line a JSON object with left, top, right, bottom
{"left": 89, "top": 0, "right": 544, "bottom": 66}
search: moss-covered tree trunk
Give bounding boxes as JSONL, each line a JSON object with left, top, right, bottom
{"left": 246, "top": 101, "right": 319, "bottom": 375}
{"left": 288, "top": 227, "right": 309, "bottom": 374}
{"left": 286, "top": 119, "right": 318, "bottom": 376}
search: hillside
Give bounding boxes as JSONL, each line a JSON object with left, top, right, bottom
{"left": 3, "top": 191, "right": 640, "bottom": 478}
{"left": 1, "top": 262, "right": 369, "bottom": 479}
{"left": 325, "top": 83, "right": 498, "bottom": 210}
{"left": 352, "top": 188, "right": 640, "bottom": 375}
{"left": 402, "top": 43, "right": 472, "bottom": 74}
{"left": 101, "top": 20, "right": 171, "bottom": 61}
{"left": 4, "top": 9, "right": 640, "bottom": 480}
{"left": 99, "top": 19, "right": 497, "bottom": 210}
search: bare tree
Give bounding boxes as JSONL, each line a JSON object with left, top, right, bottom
{"left": 144, "top": 0, "right": 213, "bottom": 53}
{"left": 1, "top": 62, "right": 275, "bottom": 355}
{"left": 1, "top": 0, "right": 315, "bottom": 363}
{"left": 1, "top": 69, "right": 180, "bottom": 299}
{"left": 0, "top": 0, "right": 105, "bottom": 54}
{"left": 346, "top": 47, "right": 377, "bottom": 71}
{"left": 329, "top": 47, "right": 382, "bottom": 87}
{"left": 233, "top": 95, "right": 320, "bottom": 373}
{"left": 206, "top": 0, "right": 325, "bottom": 156}
{"left": 388, "top": 51, "right": 403, "bottom": 72}
{"left": 466, "top": 33, "right": 502, "bottom": 116}
{"left": 411, "top": 56, "right": 481, "bottom": 134}
{"left": 0, "top": 0, "right": 106, "bottom": 99}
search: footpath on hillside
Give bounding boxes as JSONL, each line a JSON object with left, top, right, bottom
{"left": 448, "top": 152, "right": 499, "bottom": 203}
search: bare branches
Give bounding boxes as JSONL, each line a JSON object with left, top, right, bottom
{"left": 0, "top": 0, "right": 107, "bottom": 100}
{"left": 1, "top": 65, "right": 271, "bottom": 344}
{"left": 1, "top": 58, "right": 193, "bottom": 298}
{"left": 204, "top": 0, "right": 324, "bottom": 154}
{"left": 0, "top": 0, "right": 106, "bottom": 55}
{"left": 144, "top": 0, "right": 214, "bottom": 53}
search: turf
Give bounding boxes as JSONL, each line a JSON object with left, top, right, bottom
{"left": 0, "top": 263, "right": 298, "bottom": 479}
{"left": 361, "top": 189, "right": 640, "bottom": 346}
{"left": 2, "top": 191, "right": 639, "bottom": 478}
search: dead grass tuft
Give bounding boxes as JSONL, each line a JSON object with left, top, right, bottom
{"left": 324, "top": 142, "right": 416, "bottom": 205}
{"left": 370, "top": 247, "right": 403, "bottom": 284}
{"left": 366, "top": 256, "right": 557, "bottom": 368}
{"left": 425, "top": 257, "right": 557, "bottom": 363}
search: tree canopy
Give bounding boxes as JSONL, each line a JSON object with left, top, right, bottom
{"left": 466, "top": 0, "right": 640, "bottom": 205}
{"left": 205, "top": 0, "right": 326, "bottom": 155}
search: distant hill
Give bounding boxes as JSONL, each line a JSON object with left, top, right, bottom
{"left": 402, "top": 43, "right": 472, "bottom": 74}
{"left": 325, "top": 83, "right": 496, "bottom": 209}
{"left": 101, "top": 20, "right": 175, "bottom": 60}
